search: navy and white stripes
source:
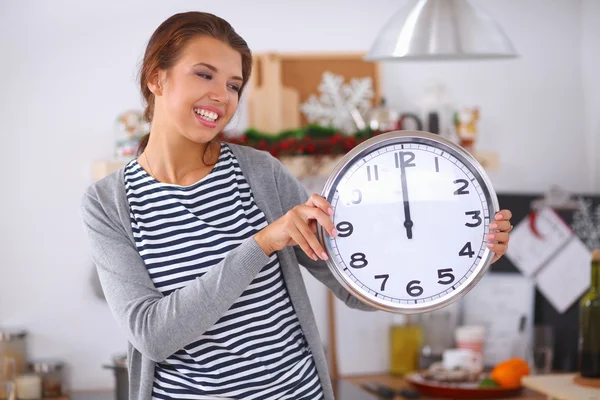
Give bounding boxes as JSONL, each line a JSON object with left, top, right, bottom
{"left": 124, "top": 143, "right": 324, "bottom": 399}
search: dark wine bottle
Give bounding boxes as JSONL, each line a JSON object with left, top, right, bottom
{"left": 579, "top": 249, "right": 600, "bottom": 378}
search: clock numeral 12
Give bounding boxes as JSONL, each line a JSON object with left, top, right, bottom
{"left": 395, "top": 151, "right": 416, "bottom": 169}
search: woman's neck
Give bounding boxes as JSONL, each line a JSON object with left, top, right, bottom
{"left": 141, "top": 127, "right": 219, "bottom": 186}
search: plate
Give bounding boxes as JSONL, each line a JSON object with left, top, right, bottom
{"left": 406, "top": 373, "right": 522, "bottom": 398}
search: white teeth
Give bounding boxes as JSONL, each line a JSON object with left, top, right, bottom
{"left": 194, "top": 108, "right": 218, "bottom": 122}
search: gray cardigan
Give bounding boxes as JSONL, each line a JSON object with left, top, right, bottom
{"left": 80, "top": 143, "right": 376, "bottom": 400}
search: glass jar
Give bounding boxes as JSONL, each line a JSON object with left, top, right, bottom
{"left": 0, "top": 329, "right": 27, "bottom": 375}
{"left": 15, "top": 374, "right": 41, "bottom": 400}
{"left": 29, "top": 360, "right": 65, "bottom": 398}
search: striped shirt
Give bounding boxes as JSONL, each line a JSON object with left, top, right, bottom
{"left": 123, "top": 143, "right": 324, "bottom": 399}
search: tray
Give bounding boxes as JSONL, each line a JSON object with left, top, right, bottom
{"left": 405, "top": 373, "right": 522, "bottom": 398}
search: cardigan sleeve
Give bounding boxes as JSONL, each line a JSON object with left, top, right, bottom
{"left": 80, "top": 185, "right": 272, "bottom": 362}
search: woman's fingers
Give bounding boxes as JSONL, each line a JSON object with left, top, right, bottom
{"left": 489, "top": 220, "right": 511, "bottom": 232}
{"left": 494, "top": 209, "right": 513, "bottom": 221}
{"left": 293, "top": 213, "right": 328, "bottom": 260}
{"left": 287, "top": 221, "right": 319, "bottom": 261}
{"left": 486, "top": 232, "right": 510, "bottom": 245}
{"left": 305, "top": 193, "right": 334, "bottom": 218}
{"left": 295, "top": 204, "right": 337, "bottom": 237}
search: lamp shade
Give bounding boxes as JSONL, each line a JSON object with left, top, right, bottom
{"left": 365, "top": 0, "right": 518, "bottom": 61}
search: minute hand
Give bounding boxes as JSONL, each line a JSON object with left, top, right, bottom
{"left": 400, "top": 157, "right": 414, "bottom": 239}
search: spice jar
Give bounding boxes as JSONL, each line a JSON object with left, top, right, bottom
{"left": 29, "top": 360, "right": 65, "bottom": 398}
{"left": 0, "top": 329, "right": 28, "bottom": 375}
{"left": 15, "top": 374, "right": 41, "bottom": 400}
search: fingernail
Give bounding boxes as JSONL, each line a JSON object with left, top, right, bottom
{"left": 312, "top": 253, "right": 318, "bottom": 261}
{"left": 321, "top": 252, "right": 329, "bottom": 260}
{"left": 332, "top": 228, "right": 338, "bottom": 236}
{"left": 490, "top": 223, "right": 498, "bottom": 229}
{"left": 495, "top": 214, "right": 503, "bottom": 220}
{"left": 487, "top": 243, "right": 494, "bottom": 248}
{"left": 328, "top": 208, "right": 334, "bottom": 216}
{"left": 487, "top": 234, "right": 495, "bottom": 240}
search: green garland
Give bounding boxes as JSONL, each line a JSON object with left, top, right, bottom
{"left": 221, "top": 125, "right": 383, "bottom": 157}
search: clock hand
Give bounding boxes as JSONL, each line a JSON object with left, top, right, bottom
{"left": 399, "top": 153, "right": 413, "bottom": 239}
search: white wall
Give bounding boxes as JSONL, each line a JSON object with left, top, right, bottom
{"left": 0, "top": 0, "right": 598, "bottom": 391}
{"left": 582, "top": 0, "right": 600, "bottom": 191}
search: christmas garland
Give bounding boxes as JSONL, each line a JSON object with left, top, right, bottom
{"left": 220, "top": 125, "right": 384, "bottom": 158}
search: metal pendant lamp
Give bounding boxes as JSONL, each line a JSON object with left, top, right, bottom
{"left": 365, "top": 0, "right": 518, "bottom": 61}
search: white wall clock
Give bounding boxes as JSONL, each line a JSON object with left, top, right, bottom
{"left": 318, "top": 130, "right": 499, "bottom": 314}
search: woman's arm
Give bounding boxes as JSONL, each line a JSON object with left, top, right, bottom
{"left": 80, "top": 189, "right": 271, "bottom": 362}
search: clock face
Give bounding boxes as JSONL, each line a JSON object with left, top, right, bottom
{"left": 320, "top": 132, "right": 498, "bottom": 313}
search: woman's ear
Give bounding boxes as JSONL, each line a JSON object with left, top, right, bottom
{"left": 147, "top": 70, "right": 165, "bottom": 96}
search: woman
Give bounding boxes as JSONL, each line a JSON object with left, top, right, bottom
{"left": 81, "top": 11, "right": 513, "bottom": 400}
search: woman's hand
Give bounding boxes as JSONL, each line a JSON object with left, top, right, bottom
{"left": 254, "top": 194, "right": 338, "bottom": 260}
{"left": 488, "top": 209, "right": 513, "bottom": 263}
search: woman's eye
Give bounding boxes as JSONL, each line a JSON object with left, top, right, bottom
{"left": 197, "top": 73, "right": 212, "bottom": 80}
{"left": 228, "top": 84, "right": 240, "bottom": 92}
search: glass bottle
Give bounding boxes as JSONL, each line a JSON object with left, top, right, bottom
{"left": 389, "top": 314, "right": 422, "bottom": 375}
{"left": 578, "top": 248, "right": 600, "bottom": 378}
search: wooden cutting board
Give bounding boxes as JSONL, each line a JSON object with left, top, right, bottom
{"left": 245, "top": 52, "right": 381, "bottom": 135}
{"left": 522, "top": 373, "right": 600, "bottom": 399}
{"left": 246, "top": 53, "right": 300, "bottom": 134}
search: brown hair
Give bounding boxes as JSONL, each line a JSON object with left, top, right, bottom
{"left": 136, "top": 12, "right": 252, "bottom": 155}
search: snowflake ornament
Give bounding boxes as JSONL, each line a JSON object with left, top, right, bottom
{"left": 300, "top": 71, "right": 373, "bottom": 135}
{"left": 572, "top": 198, "right": 600, "bottom": 250}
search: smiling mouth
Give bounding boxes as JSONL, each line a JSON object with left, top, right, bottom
{"left": 193, "top": 108, "right": 219, "bottom": 123}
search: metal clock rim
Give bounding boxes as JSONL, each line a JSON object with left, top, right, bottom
{"left": 316, "top": 130, "right": 500, "bottom": 314}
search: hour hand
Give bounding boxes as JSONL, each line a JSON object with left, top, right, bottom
{"left": 404, "top": 212, "right": 413, "bottom": 239}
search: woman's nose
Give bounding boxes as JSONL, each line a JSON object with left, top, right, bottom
{"left": 208, "top": 83, "right": 228, "bottom": 103}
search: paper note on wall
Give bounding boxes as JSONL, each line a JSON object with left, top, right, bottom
{"left": 535, "top": 236, "right": 592, "bottom": 313}
{"left": 505, "top": 208, "right": 573, "bottom": 277}
{"left": 461, "top": 273, "right": 535, "bottom": 366}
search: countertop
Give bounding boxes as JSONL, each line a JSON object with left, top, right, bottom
{"left": 67, "top": 379, "right": 379, "bottom": 400}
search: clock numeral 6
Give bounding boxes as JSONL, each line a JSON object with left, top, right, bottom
{"left": 459, "top": 242, "right": 475, "bottom": 258}
{"left": 453, "top": 179, "right": 470, "bottom": 195}
{"left": 406, "top": 280, "right": 423, "bottom": 297}
{"left": 465, "top": 210, "right": 482, "bottom": 227}
{"left": 437, "top": 268, "right": 455, "bottom": 285}
{"left": 335, "top": 221, "right": 354, "bottom": 237}
{"left": 349, "top": 252, "right": 368, "bottom": 269}
{"left": 374, "top": 274, "right": 389, "bottom": 291}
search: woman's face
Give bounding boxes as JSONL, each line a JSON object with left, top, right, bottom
{"left": 152, "top": 35, "right": 243, "bottom": 143}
